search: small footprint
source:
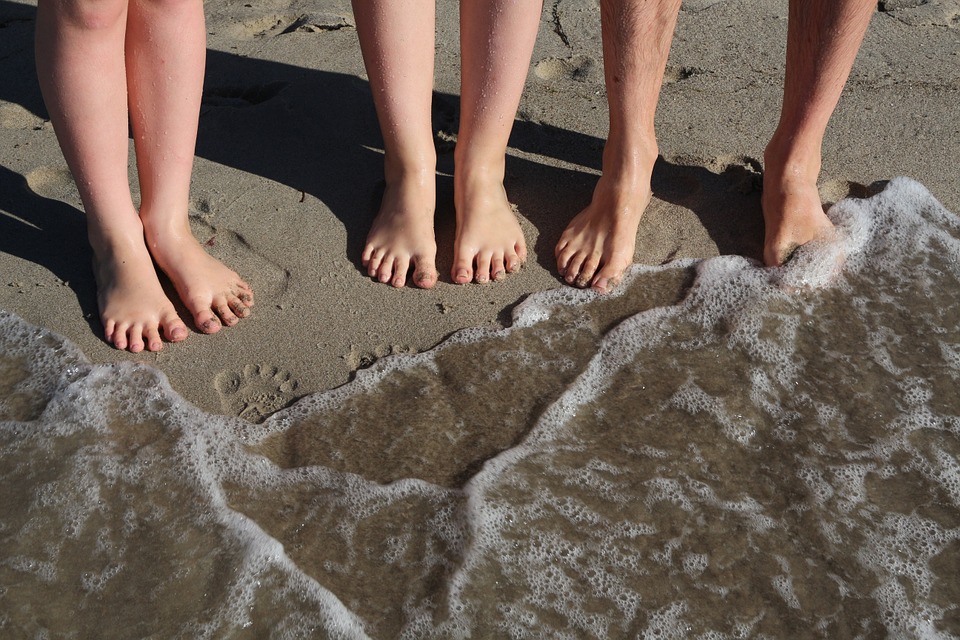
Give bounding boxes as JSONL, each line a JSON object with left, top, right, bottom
{"left": 214, "top": 364, "right": 300, "bottom": 422}
{"left": 188, "top": 215, "right": 291, "bottom": 298}
{"left": 534, "top": 56, "right": 596, "bottom": 83}
{"left": 663, "top": 65, "right": 702, "bottom": 85}
{"left": 279, "top": 13, "right": 354, "bottom": 34}
{"left": 220, "top": 14, "right": 296, "bottom": 40}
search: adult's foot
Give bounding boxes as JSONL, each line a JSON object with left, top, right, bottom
{"left": 361, "top": 171, "right": 439, "bottom": 289}
{"left": 555, "top": 153, "right": 655, "bottom": 294}
{"left": 451, "top": 172, "right": 527, "bottom": 284}
{"left": 761, "top": 148, "right": 835, "bottom": 266}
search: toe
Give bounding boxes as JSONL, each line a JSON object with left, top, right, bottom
{"left": 229, "top": 296, "right": 251, "bottom": 318}
{"left": 575, "top": 255, "right": 601, "bottom": 288}
{"left": 591, "top": 263, "right": 625, "bottom": 294}
{"left": 452, "top": 254, "right": 474, "bottom": 285}
{"left": 162, "top": 312, "right": 189, "bottom": 343}
{"left": 376, "top": 257, "right": 395, "bottom": 284}
{"left": 412, "top": 256, "right": 439, "bottom": 289}
{"left": 392, "top": 256, "right": 410, "bottom": 288}
{"left": 110, "top": 322, "right": 128, "bottom": 351}
{"left": 213, "top": 297, "right": 240, "bottom": 327}
{"left": 474, "top": 251, "right": 493, "bottom": 284}
{"left": 127, "top": 324, "right": 145, "bottom": 353}
{"left": 564, "top": 252, "right": 586, "bottom": 285}
{"left": 145, "top": 326, "right": 163, "bottom": 352}
{"left": 195, "top": 309, "right": 222, "bottom": 334}
{"left": 491, "top": 253, "right": 507, "bottom": 281}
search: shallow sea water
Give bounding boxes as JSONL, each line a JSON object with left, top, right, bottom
{"left": 1, "top": 177, "right": 959, "bottom": 638}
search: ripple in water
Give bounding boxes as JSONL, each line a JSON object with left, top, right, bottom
{"left": 1, "top": 177, "right": 958, "bottom": 638}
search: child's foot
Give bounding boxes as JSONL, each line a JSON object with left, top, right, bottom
{"left": 93, "top": 235, "right": 189, "bottom": 353}
{"left": 361, "top": 172, "right": 439, "bottom": 289}
{"left": 555, "top": 163, "right": 653, "bottom": 294}
{"left": 761, "top": 149, "right": 835, "bottom": 266}
{"left": 451, "top": 173, "right": 526, "bottom": 284}
{"left": 145, "top": 222, "right": 254, "bottom": 333}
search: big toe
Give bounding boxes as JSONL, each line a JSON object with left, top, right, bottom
{"left": 413, "top": 257, "right": 439, "bottom": 289}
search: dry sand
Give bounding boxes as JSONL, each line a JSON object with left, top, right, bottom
{"left": 1, "top": 0, "right": 958, "bottom": 418}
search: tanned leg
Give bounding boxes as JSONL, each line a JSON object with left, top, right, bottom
{"left": 352, "top": 0, "right": 439, "bottom": 288}
{"left": 451, "top": 0, "right": 541, "bottom": 284}
{"left": 762, "top": 0, "right": 873, "bottom": 266}
{"left": 555, "top": 0, "right": 681, "bottom": 293}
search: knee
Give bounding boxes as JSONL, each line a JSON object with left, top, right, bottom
{"left": 55, "top": 0, "right": 127, "bottom": 31}
{"left": 134, "top": 0, "right": 202, "bottom": 14}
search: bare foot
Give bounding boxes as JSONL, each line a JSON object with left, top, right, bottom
{"left": 452, "top": 174, "right": 526, "bottom": 284}
{"left": 555, "top": 171, "right": 651, "bottom": 294}
{"left": 145, "top": 221, "right": 254, "bottom": 334}
{"left": 92, "top": 235, "right": 189, "bottom": 353}
{"left": 361, "top": 173, "right": 439, "bottom": 289}
{"left": 761, "top": 153, "right": 835, "bottom": 266}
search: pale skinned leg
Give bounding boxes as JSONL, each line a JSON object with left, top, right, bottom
{"left": 125, "top": 0, "right": 253, "bottom": 327}
{"left": 555, "top": 0, "right": 681, "bottom": 293}
{"left": 36, "top": 0, "right": 186, "bottom": 352}
{"left": 35, "top": 0, "right": 252, "bottom": 353}
{"left": 452, "top": 0, "right": 541, "bottom": 284}
{"left": 352, "top": 0, "right": 439, "bottom": 289}
{"left": 762, "top": 0, "right": 873, "bottom": 266}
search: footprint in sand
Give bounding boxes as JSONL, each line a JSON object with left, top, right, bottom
{"left": 879, "top": 1, "right": 960, "bottom": 27}
{"left": 708, "top": 154, "right": 763, "bottom": 194}
{"left": 220, "top": 11, "right": 352, "bottom": 40}
{"left": 279, "top": 13, "right": 354, "bottom": 34}
{"left": 214, "top": 364, "right": 300, "bottom": 423}
{"left": 188, "top": 215, "right": 291, "bottom": 298}
{"left": 534, "top": 56, "right": 596, "bottom": 83}
{"left": 663, "top": 65, "right": 703, "bottom": 85}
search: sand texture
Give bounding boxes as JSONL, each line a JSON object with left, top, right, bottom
{"left": 1, "top": 0, "right": 959, "bottom": 416}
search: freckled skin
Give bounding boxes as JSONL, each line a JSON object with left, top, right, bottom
{"left": 35, "top": 0, "right": 253, "bottom": 352}
{"left": 559, "top": 0, "right": 874, "bottom": 293}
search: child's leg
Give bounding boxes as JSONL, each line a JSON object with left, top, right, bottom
{"left": 125, "top": 0, "right": 253, "bottom": 329}
{"left": 352, "top": 0, "right": 439, "bottom": 289}
{"left": 761, "top": 0, "right": 873, "bottom": 266}
{"left": 452, "top": 0, "right": 541, "bottom": 284}
{"left": 35, "top": 0, "right": 188, "bottom": 352}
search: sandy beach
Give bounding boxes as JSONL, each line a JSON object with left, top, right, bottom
{"left": 3, "top": 2, "right": 960, "bottom": 636}
{"left": 1, "top": 0, "right": 958, "bottom": 416}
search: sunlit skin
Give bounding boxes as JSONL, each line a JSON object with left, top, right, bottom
{"left": 558, "top": 0, "right": 875, "bottom": 292}
{"left": 35, "top": 0, "right": 253, "bottom": 352}
{"left": 352, "top": 0, "right": 540, "bottom": 288}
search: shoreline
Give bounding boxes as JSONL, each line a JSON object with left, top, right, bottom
{"left": 2, "top": 0, "right": 958, "bottom": 417}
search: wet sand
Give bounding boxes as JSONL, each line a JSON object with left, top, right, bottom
{"left": 1, "top": 0, "right": 959, "bottom": 417}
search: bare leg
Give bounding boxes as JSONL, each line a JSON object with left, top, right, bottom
{"left": 35, "top": 0, "right": 188, "bottom": 352}
{"left": 352, "top": 0, "right": 439, "bottom": 288}
{"left": 126, "top": 0, "right": 253, "bottom": 329}
{"left": 762, "top": 0, "right": 873, "bottom": 266}
{"left": 555, "top": 0, "right": 681, "bottom": 293}
{"left": 452, "top": 0, "right": 541, "bottom": 284}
